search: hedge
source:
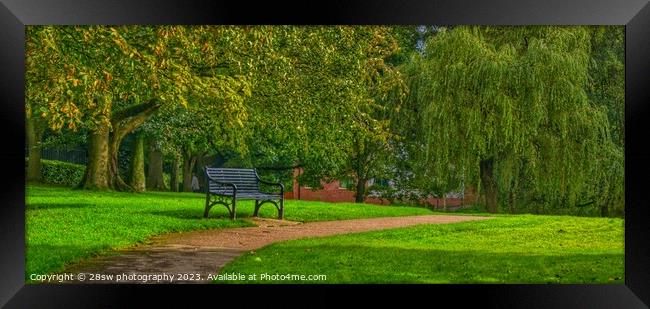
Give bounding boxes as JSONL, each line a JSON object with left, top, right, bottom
{"left": 26, "top": 159, "right": 85, "bottom": 187}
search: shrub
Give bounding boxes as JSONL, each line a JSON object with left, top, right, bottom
{"left": 26, "top": 159, "right": 86, "bottom": 187}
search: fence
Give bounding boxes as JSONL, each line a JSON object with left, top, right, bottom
{"left": 39, "top": 148, "right": 88, "bottom": 165}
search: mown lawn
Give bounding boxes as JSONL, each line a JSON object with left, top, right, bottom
{"left": 218, "top": 215, "right": 624, "bottom": 284}
{"left": 25, "top": 185, "right": 434, "bottom": 279}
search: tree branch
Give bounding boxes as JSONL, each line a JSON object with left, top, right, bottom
{"left": 112, "top": 102, "right": 162, "bottom": 143}
{"left": 112, "top": 100, "right": 162, "bottom": 123}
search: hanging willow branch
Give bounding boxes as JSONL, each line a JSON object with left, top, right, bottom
{"left": 405, "top": 26, "right": 623, "bottom": 214}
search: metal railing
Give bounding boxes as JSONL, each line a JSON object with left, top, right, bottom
{"left": 39, "top": 148, "right": 88, "bottom": 165}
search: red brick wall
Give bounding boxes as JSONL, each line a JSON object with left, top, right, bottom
{"left": 290, "top": 168, "right": 472, "bottom": 208}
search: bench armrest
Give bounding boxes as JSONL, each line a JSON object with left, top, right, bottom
{"left": 255, "top": 172, "right": 284, "bottom": 195}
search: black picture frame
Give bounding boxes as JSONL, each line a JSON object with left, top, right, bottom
{"left": 1, "top": 0, "right": 648, "bottom": 307}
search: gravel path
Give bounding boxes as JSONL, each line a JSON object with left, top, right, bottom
{"left": 62, "top": 215, "right": 490, "bottom": 284}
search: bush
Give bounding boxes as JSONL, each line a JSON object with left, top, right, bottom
{"left": 26, "top": 159, "right": 86, "bottom": 187}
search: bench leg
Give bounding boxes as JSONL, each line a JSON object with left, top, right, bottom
{"left": 231, "top": 197, "right": 237, "bottom": 220}
{"left": 278, "top": 198, "right": 284, "bottom": 220}
{"left": 253, "top": 200, "right": 261, "bottom": 217}
{"left": 204, "top": 193, "right": 211, "bottom": 218}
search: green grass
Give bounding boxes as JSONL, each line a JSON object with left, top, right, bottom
{"left": 25, "top": 185, "right": 434, "bottom": 279}
{"left": 218, "top": 215, "right": 624, "bottom": 284}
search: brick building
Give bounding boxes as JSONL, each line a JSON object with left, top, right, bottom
{"left": 287, "top": 168, "right": 476, "bottom": 209}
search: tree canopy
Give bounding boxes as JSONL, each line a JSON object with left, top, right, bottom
{"left": 403, "top": 26, "right": 623, "bottom": 214}
{"left": 26, "top": 25, "right": 624, "bottom": 217}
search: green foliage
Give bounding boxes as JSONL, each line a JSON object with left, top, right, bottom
{"left": 588, "top": 26, "right": 624, "bottom": 147}
{"left": 25, "top": 25, "right": 624, "bottom": 215}
{"left": 28, "top": 159, "right": 85, "bottom": 187}
{"left": 402, "top": 26, "right": 624, "bottom": 215}
{"left": 26, "top": 26, "right": 255, "bottom": 133}
{"left": 226, "top": 26, "right": 408, "bottom": 191}
{"left": 219, "top": 215, "right": 624, "bottom": 283}
{"left": 26, "top": 185, "right": 433, "bottom": 278}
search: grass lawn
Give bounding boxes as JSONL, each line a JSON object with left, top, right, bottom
{"left": 25, "top": 185, "right": 434, "bottom": 279}
{"left": 217, "top": 215, "right": 624, "bottom": 284}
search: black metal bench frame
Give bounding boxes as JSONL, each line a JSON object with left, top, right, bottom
{"left": 204, "top": 167, "right": 284, "bottom": 220}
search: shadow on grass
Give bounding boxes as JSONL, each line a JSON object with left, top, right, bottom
{"left": 144, "top": 208, "right": 261, "bottom": 220}
{"left": 144, "top": 192, "right": 207, "bottom": 199}
{"left": 222, "top": 244, "right": 625, "bottom": 284}
{"left": 26, "top": 203, "right": 95, "bottom": 210}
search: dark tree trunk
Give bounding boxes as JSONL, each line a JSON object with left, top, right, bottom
{"left": 600, "top": 202, "right": 610, "bottom": 217}
{"left": 146, "top": 139, "right": 166, "bottom": 190}
{"left": 26, "top": 116, "right": 44, "bottom": 183}
{"left": 129, "top": 132, "right": 146, "bottom": 192}
{"left": 508, "top": 176, "right": 518, "bottom": 214}
{"left": 79, "top": 126, "right": 110, "bottom": 190}
{"left": 195, "top": 155, "right": 213, "bottom": 190}
{"left": 170, "top": 155, "right": 180, "bottom": 192}
{"left": 355, "top": 177, "right": 367, "bottom": 203}
{"left": 442, "top": 195, "right": 447, "bottom": 211}
{"left": 182, "top": 153, "right": 197, "bottom": 192}
{"left": 508, "top": 190, "right": 517, "bottom": 214}
{"left": 79, "top": 100, "right": 161, "bottom": 191}
{"left": 480, "top": 158, "right": 498, "bottom": 213}
{"left": 108, "top": 127, "right": 134, "bottom": 192}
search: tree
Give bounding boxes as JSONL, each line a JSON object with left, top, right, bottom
{"left": 585, "top": 26, "right": 625, "bottom": 216}
{"left": 239, "top": 26, "right": 409, "bottom": 203}
{"left": 181, "top": 26, "right": 411, "bottom": 201}
{"left": 25, "top": 112, "right": 45, "bottom": 182}
{"left": 26, "top": 26, "right": 260, "bottom": 190}
{"left": 343, "top": 27, "right": 409, "bottom": 203}
{"left": 407, "top": 26, "right": 622, "bottom": 214}
{"left": 588, "top": 26, "right": 625, "bottom": 148}
{"left": 25, "top": 27, "right": 54, "bottom": 183}
{"left": 146, "top": 139, "right": 166, "bottom": 190}
{"left": 128, "top": 131, "right": 146, "bottom": 192}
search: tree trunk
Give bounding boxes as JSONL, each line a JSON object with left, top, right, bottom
{"left": 355, "top": 177, "right": 367, "bottom": 203}
{"left": 26, "top": 116, "right": 44, "bottom": 183}
{"left": 195, "top": 155, "right": 212, "bottom": 190}
{"left": 79, "top": 100, "right": 161, "bottom": 191}
{"left": 79, "top": 126, "right": 110, "bottom": 190}
{"left": 442, "top": 195, "right": 447, "bottom": 211}
{"left": 508, "top": 190, "right": 517, "bottom": 214}
{"left": 182, "top": 153, "right": 197, "bottom": 192}
{"left": 170, "top": 155, "right": 180, "bottom": 192}
{"left": 129, "top": 132, "right": 146, "bottom": 192}
{"left": 108, "top": 128, "right": 134, "bottom": 191}
{"left": 146, "top": 139, "right": 166, "bottom": 190}
{"left": 600, "top": 202, "right": 610, "bottom": 217}
{"left": 480, "top": 158, "right": 498, "bottom": 213}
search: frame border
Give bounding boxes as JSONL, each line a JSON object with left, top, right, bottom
{"left": 1, "top": 0, "right": 648, "bottom": 307}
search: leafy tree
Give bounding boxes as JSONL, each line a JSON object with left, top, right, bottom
{"left": 585, "top": 26, "right": 625, "bottom": 216}
{"left": 588, "top": 26, "right": 624, "bottom": 148}
{"left": 407, "top": 26, "right": 622, "bottom": 214}
{"left": 26, "top": 26, "right": 257, "bottom": 190}
{"left": 190, "top": 26, "right": 410, "bottom": 202}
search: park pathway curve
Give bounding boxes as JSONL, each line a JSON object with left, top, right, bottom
{"left": 62, "top": 215, "right": 490, "bottom": 283}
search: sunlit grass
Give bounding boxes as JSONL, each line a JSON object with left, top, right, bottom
{"left": 26, "top": 184, "right": 434, "bottom": 279}
{"left": 218, "top": 215, "right": 624, "bottom": 284}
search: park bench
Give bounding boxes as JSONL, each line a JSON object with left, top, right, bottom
{"left": 204, "top": 167, "right": 284, "bottom": 220}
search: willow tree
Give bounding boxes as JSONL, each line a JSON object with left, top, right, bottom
{"left": 585, "top": 26, "right": 625, "bottom": 216}
{"left": 407, "top": 26, "right": 622, "bottom": 214}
